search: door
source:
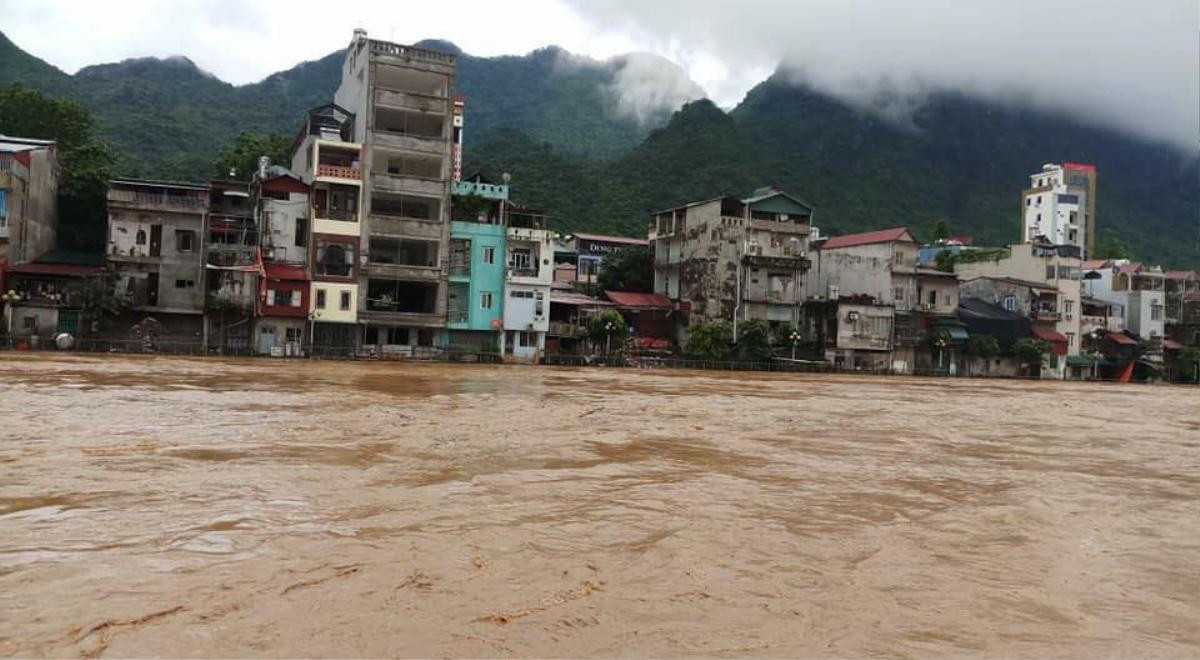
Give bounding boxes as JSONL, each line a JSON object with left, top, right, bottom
{"left": 56, "top": 310, "right": 80, "bottom": 335}
{"left": 257, "top": 325, "right": 276, "bottom": 355}
{"left": 146, "top": 272, "right": 159, "bottom": 306}
{"left": 149, "top": 225, "right": 162, "bottom": 257}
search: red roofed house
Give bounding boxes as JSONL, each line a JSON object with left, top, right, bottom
{"left": 604, "top": 290, "right": 674, "bottom": 343}
{"left": 649, "top": 187, "right": 814, "bottom": 345}
{"left": 5, "top": 250, "right": 104, "bottom": 346}
{"left": 807, "top": 227, "right": 961, "bottom": 373}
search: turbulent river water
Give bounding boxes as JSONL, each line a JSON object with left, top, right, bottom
{"left": 0, "top": 354, "right": 1197, "bottom": 657}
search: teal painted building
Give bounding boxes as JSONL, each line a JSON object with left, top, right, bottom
{"left": 446, "top": 179, "right": 508, "bottom": 352}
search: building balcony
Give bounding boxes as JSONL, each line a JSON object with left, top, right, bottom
{"left": 368, "top": 215, "right": 443, "bottom": 240}
{"left": 316, "top": 164, "right": 362, "bottom": 182}
{"left": 370, "top": 130, "right": 446, "bottom": 157}
{"left": 370, "top": 173, "right": 445, "bottom": 198}
{"left": 374, "top": 89, "right": 448, "bottom": 115}
{"left": 1032, "top": 308, "right": 1062, "bottom": 322}
{"left": 206, "top": 249, "right": 257, "bottom": 268}
{"left": 363, "top": 262, "right": 441, "bottom": 281}
{"left": 549, "top": 321, "right": 586, "bottom": 337}
{"left": 741, "top": 253, "right": 812, "bottom": 271}
{"left": 106, "top": 189, "right": 206, "bottom": 213}
{"left": 369, "top": 39, "right": 455, "bottom": 67}
{"left": 748, "top": 218, "right": 810, "bottom": 235}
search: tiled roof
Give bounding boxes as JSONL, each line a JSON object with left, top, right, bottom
{"left": 1164, "top": 270, "right": 1200, "bottom": 281}
{"left": 1080, "top": 260, "right": 1111, "bottom": 271}
{"left": 604, "top": 291, "right": 672, "bottom": 309}
{"left": 1116, "top": 262, "right": 1144, "bottom": 274}
{"left": 550, "top": 290, "right": 612, "bottom": 306}
{"left": 820, "top": 227, "right": 912, "bottom": 250}
{"left": 1107, "top": 332, "right": 1137, "bottom": 346}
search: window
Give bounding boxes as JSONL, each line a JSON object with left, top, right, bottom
{"left": 535, "top": 290, "right": 545, "bottom": 316}
{"left": 266, "top": 289, "right": 277, "bottom": 305}
{"left": 316, "top": 289, "right": 327, "bottom": 309}
{"left": 510, "top": 290, "right": 533, "bottom": 298}
{"left": 290, "top": 290, "right": 301, "bottom": 307}
{"left": 1151, "top": 304, "right": 1163, "bottom": 321}
{"left": 1064, "top": 300, "right": 1074, "bottom": 314}
{"left": 175, "top": 230, "right": 195, "bottom": 252}
{"left": 1046, "top": 265, "right": 1057, "bottom": 280}
{"left": 1036, "top": 213, "right": 1042, "bottom": 222}
{"left": 480, "top": 291, "right": 493, "bottom": 309}
{"left": 1003, "top": 295, "right": 1017, "bottom": 311}
{"left": 286, "top": 327, "right": 302, "bottom": 342}
{"left": 136, "top": 229, "right": 147, "bottom": 245}
{"left": 927, "top": 289, "right": 937, "bottom": 306}
{"left": 1066, "top": 332, "right": 1075, "bottom": 348}
{"left": 894, "top": 286, "right": 904, "bottom": 302}
{"left": 340, "top": 291, "right": 351, "bottom": 311}
{"left": 508, "top": 248, "right": 532, "bottom": 270}
{"left": 22, "top": 316, "right": 37, "bottom": 330}
{"left": 1057, "top": 194, "right": 1079, "bottom": 205}
{"left": 315, "top": 239, "right": 355, "bottom": 277}
{"left": 482, "top": 246, "right": 495, "bottom": 265}
{"left": 1036, "top": 195, "right": 1042, "bottom": 205}
{"left": 295, "top": 217, "right": 308, "bottom": 247}
{"left": 174, "top": 279, "right": 194, "bottom": 288}
{"left": 1025, "top": 198, "right": 1031, "bottom": 207}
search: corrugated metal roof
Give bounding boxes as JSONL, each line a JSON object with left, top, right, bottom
{"left": 550, "top": 290, "right": 612, "bottom": 306}
{"left": 1107, "top": 332, "right": 1137, "bottom": 346}
{"left": 263, "top": 263, "right": 309, "bottom": 281}
{"left": 820, "top": 227, "right": 913, "bottom": 250}
{"left": 604, "top": 291, "right": 672, "bottom": 308}
{"left": 572, "top": 233, "right": 648, "bottom": 246}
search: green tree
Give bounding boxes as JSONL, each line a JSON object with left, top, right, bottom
{"left": 1096, "top": 231, "right": 1130, "bottom": 260}
{"left": 597, "top": 245, "right": 653, "bottom": 293}
{"left": 1012, "top": 338, "right": 1050, "bottom": 376}
{"left": 1173, "top": 346, "right": 1200, "bottom": 384}
{"left": 736, "top": 318, "right": 773, "bottom": 362}
{"left": 932, "top": 219, "right": 950, "bottom": 242}
{"left": 0, "top": 83, "right": 117, "bottom": 250}
{"left": 967, "top": 334, "right": 1000, "bottom": 374}
{"left": 934, "top": 249, "right": 957, "bottom": 273}
{"left": 587, "top": 309, "right": 626, "bottom": 353}
{"left": 212, "top": 132, "right": 293, "bottom": 181}
{"left": 683, "top": 320, "right": 733, "bottom": 361}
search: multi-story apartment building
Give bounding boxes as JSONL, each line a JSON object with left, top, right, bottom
{"left": 252, "top": 165, "right": 311, "bottom": 356}
{"left": 333, "top": 30, "right": 456, "bottom": 354}
{"left": 290, "top": 103, "right": 363, "bottom": 354}
{"left": 105, "top": 178, "right": 209, "bottom": 345}
{"left": 1020, "top": 162, "right": 1097, "bottom": 258}
{"left": 956, "top": 242, "right": 1083, "bottom": 378}
{"left": 650, "top": 187, "right": 814, "bottom": 341}
{"left": 803, "top": 227, "right": 961, "bottom": 372}
{"left": 1082, "top": 260, "right": 1166, "bottom": 352}
{"left": 502, "top": 206, "right": 554, "bottom": 361}
{"left": 447, "top": 177, "right": 507, "bottom": 354}
{"left": 205, "top": 179, "right": 257, "bottom": 352}
{"left": 0, "top": 136, "right": 58, "bottom": 273}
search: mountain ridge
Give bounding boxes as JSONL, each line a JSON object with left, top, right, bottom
{"left": 1, "top": 30, "right": 1196, "bottom": 267}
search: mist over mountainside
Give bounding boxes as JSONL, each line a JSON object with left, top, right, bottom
{"left": 2, "top": 30, "right": 1196, "bottom": 267}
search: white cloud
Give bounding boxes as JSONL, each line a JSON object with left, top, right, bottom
{"left": 565, "top": 0, "right": 1200, "bottom": 150}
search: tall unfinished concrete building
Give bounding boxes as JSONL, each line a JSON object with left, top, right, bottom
{"left": 333, "top": 29, "right": 456, "bottom": 353}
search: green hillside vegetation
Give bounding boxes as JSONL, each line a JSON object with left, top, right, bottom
{"left": 1, "top": 30, "right": 1196, "bottom": 267}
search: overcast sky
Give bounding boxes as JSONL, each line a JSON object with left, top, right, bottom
{"left": 2, "top": 0, "right": 1197, "bottom": 150}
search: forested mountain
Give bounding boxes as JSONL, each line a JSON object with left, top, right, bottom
{"left": 2, "top": 30, "right": 1196, "bottom": 266}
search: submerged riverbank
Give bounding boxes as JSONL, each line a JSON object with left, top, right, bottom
{"left": 1, "top": 354, "right": 1197, "bottom": 657}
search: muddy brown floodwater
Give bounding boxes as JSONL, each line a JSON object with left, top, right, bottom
{"left": 0, "top": 354, "right": 1197, "bottom": 658}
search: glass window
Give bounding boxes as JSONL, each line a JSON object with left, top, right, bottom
{"left": 482, "top": 246, "right": 495, "bottom": 265}
{"left": 1003, "top": 295, "right": 1017, "bottom": 311}
{"left": 295, "top": 217, "right": 308, "bottom": 247}
{"left": 480, "top": 291, "right": 493, "bottom": 309}
{"left": 175, "top": 230, "right": 194, "bottom": 252}
{"left": 136, "top": 229, "right": 147, "bottom": 245}
{"left": 1151, "top": 305, "right": 1163, "bottom": 321}
{"left": 290, "top": 290, "right": 301, "bottom": 307}
{"left": 266, "top": 289, "right": 277, "bottom": 305}
{"left": 316, "top": 289, "right": 326, "bottom": 309}
{"left": 340, "top": 291, "right": 351, "bottom": 311}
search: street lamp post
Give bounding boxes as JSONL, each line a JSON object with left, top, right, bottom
{"left": 605, "top": 321, "right": 614, "bottom": 356}
{"left": 790, "top": 330, "right": 801, "bottom": 361}
{"left": 2, "top": 290, "right": 22, "bottom": 347}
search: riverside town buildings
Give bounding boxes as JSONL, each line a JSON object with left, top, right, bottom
{"left": 2, "top": 31, "right": 1194, "bottom": 382}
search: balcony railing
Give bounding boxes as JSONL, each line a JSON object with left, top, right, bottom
{"left": 315, "top": 208, "right": 358, "bottom": 222}
{"left": 374, "top": 89, "right": 448, "bottom": 114}
{"left": 507, "top": 266, "right": 539, "bottom": 278}
{"left": 107, "top": 189, "right": 206, "bottom": 210}
{"left": 549, "top": 321, "right": 586, "bottom": 337}
{"left": 316, "top": 164, "right": 362, "bottom": 181}
{"left": 1032, "top": 308, "right": 1061, "bottom": 321}
{"left": 370, "top": 40, "right": 455, "bottom": 65}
